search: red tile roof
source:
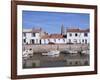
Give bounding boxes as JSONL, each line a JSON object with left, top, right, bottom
{"left": 23, "top": 28, "right": 42, "bottom": 33}
{"left": 67, "top": 28, "right": 89, "bottom": 32}
{"left": 42, "top": 34, "right": 63, "bottom": 39}
{"left": 32, "top": 29, "right": 42, "bottom": 33}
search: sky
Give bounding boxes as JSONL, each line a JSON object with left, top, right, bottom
{"left": 22, "top": 10, "right": 90, "bottom": 34}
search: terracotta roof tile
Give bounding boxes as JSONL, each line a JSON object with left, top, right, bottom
{"left": 42, "top": 34, "right": 63, "bottom": 39}
{"left": 23, "top": 28, "right": 42, "bottom": 33}
{"left": 32, "top": 29, "right": 41, "bottom": 33}
{"left": 67, "top": 28, "right": 89, "bottom": 32}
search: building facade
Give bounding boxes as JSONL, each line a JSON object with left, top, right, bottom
{"left": 41, "top": 34, "right": 67, "bottom": 44}
{"left": 22, "top": 27, "right": 90, "bottom": 45}
{"left": 23, "top": 28, "right": 47, "bottom": 44}
{"left": 62, "top": 28, "right": 90, "bottom": 44}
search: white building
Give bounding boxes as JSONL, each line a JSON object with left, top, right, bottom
{"left": 62, "top": 28, "right": 90, "bottom": 44}
{"left": 23, "top": 28, "right": 47, "bottom": 44}
{"left": 23, "top": 27, "right": 90, "bottom": 45}
{"left": 41, "top": 34, "right": 67, "bottom": 44}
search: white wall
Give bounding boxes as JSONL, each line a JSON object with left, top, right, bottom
{"left": 0, "top": 0, "right": 100, "bottom": 80}
{"left": 67, "top": 32, "right": 89, "bottom": 44}
{"left": 41, "top": 38, "right": 66, "bottom": 44}
{"left": 23, "top": 32, "right": 41, "bottom": 44}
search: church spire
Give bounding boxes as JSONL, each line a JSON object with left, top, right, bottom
{"left": 61, "top": 24, "right": 64, "bottom": 35}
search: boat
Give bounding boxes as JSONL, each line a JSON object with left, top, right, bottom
{"left": 23, "top": 49, "right": 33, "bottom": 58}
{"left": 42, "top": 50, "right": 60, "bottom": 57}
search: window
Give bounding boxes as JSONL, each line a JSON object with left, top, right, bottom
{"left": 69, "top": 33, "right": 72, "bottom": 36}
{"left": 31, "top": 39, "right": 34, "bottom": 44}
{"left": 40, "top": 40, "right": 41, "bottom": 44}
{"left": 75, "top": 33, "right": 78, "bottom": 37}
{"left": 85, "top": 39, "right": 87, "bottom": 44}
{"left": 84, "top": 33, "right": 88, "bottom": 37}
{"left": 82, "top": 39, "right": 84, "bottom": 43}
{"left": 32, "top": 33, "right": 35, "bottom": 37}
{"left": 23, "top": 39, "right": 26, "bottom": 43}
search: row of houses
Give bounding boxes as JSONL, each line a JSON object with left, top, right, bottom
{"left": 22, "top": 26, "right": 90, "bottom": 45}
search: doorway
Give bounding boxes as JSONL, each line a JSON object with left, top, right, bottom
{"left": 31, "top": 39, "right": 34, "bottom": 44}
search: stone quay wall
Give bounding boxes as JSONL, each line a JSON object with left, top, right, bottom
{"left": 23, "top": 44, "right": 89, "bottom": 53}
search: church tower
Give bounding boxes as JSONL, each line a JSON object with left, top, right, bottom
{"left": 61, "top": 24, "right": 65, "bottom": 35}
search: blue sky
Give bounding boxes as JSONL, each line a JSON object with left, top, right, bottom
{"left": 22, "top": 10, "right": 90, "bottom": 34}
